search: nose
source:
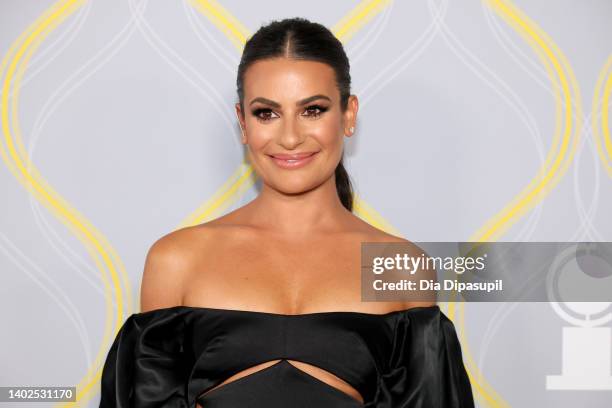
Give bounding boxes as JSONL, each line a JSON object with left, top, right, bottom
{"left": 278, "top": 115, "right": 304, "bottom": 149}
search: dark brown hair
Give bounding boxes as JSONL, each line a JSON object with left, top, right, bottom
{"left": 236, "top": 17, "right": 354, "bottom": 212}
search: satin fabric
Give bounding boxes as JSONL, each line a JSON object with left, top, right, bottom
{"left": 99, "top": 305, "right": 474, "bottom": 407}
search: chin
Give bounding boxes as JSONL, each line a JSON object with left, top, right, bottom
{"left": 270, "top": 177, "right": 322, "bottom": 195}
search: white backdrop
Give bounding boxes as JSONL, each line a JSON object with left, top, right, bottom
{"left": 1, "top": 0, "right": 611, "bottom": 406}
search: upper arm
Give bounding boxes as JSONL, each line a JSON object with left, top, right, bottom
{"left": 139, "top": 231, "right": 191, "bottom": 313}
{"left": 408, "top": 244, "right": 438, "bottom": 308}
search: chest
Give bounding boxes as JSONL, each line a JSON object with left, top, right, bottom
{"left": 183, "top": 236, "right": 366, "bottom": 313}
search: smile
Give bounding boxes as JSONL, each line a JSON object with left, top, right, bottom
{"left": 268, "top": 152, "right": 319, "bottom": 169}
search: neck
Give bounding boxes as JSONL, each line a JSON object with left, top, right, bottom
{"left": 244, "top": 176, "right": 351, "bottom": 236}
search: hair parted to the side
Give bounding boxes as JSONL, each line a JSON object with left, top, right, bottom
{"left": 236, "top": 17, "right": 354, "bottom": 212}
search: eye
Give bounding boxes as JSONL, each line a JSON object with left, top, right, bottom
{"left": 302, "top": 104, "right": 328, "bottom": 118}
{"left": 251, "top": 108, "right": 279, "bottom": 122}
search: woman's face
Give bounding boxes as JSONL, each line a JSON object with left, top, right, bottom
{"left": 236, "top": 57, "right": 358, "bottom": 196}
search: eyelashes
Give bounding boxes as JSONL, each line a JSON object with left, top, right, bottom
{"left": 250, "top": 105, "right": 329, "bottom": 122}
{"left": 250, "top": 108, "right": 276, "bottom": 122}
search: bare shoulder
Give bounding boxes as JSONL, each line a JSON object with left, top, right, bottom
{"left": 139, "top": 224, "right": 218, "bottom": 312}
{"left": 358, "top": 222, "right": 422, "bottom": 251}
{"left": 362, "top": 226, "right": 438, "bottom": 309}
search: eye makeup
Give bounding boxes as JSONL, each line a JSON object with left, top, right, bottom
{"left": 250, "top": 104, "right": 329, "bottom": 123}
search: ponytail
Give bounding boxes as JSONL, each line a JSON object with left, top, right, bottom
{"left": 335, "top": 158, "right": 353, "bottom": 212}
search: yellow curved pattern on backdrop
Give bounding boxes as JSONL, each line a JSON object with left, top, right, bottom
{"left": 331, "top": 0, "right": 392, "bottom": 41}
{"left": 178, "top": 161, "right": 256, "bottom": 227}
{"left": 593, "top": 55, "right": 612, "bottom": 177}
{"left": 470, "top": 0, "right": 582, "bottom": 243}
{"left": 0, "top": 0, "right": 587, "bottom": 406}
{"left": 0, "top": 0, "right": 137, "bottom": 406}
{"left": 188, "top": 0, "right": 250, "bottom": 52}
{"left": 445, "top": 1, "right": 583, "bottom": 407}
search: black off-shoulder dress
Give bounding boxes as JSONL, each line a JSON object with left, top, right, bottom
{"left": 99, "top": 305, "right": 475, "bottom": 407}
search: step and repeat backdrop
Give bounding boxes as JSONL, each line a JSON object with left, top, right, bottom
{"left": 1, "top": 0, "right": 611, "bottom": 407}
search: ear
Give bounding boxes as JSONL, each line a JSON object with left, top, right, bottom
{"left": 343, "top": 95, "right": 359, "bottom": 137}
{"left": 235, "top": 102, "right": 247, "bottom": 144}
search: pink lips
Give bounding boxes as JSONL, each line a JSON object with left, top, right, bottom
{"left": 269, "top": 152, "right": 318, "bottom": 169}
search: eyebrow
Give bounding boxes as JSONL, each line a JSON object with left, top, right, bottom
{"left": 249, "top": 94, "right": 331, "bottom": 108}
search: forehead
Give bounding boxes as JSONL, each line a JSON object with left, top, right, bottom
{"left": 243, "top": 58, "right": 338, "bottom": 102}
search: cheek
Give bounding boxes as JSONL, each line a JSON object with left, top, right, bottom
{"left": 310, "top": 119, "right": 344, "bottom": 154}
{"left": 245, "top": 120, "right": 275, "bottom": 149}
{"left": 305, "top": 111, "right": 342, "bottom": 139}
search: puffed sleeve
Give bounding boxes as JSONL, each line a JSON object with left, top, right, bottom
{"left": 376, "top": 307, "right": 475, "bottom": 408}
{"left": 99, "top": 308, "right": 195, "bottom": 407}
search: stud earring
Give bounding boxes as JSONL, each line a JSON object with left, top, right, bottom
{"left": 349, "top": 126, "right": 355, "bottom": 133}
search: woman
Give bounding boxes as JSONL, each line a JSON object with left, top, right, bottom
{"left": 99, "top": 17, "right": 474, "bottom": 408}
